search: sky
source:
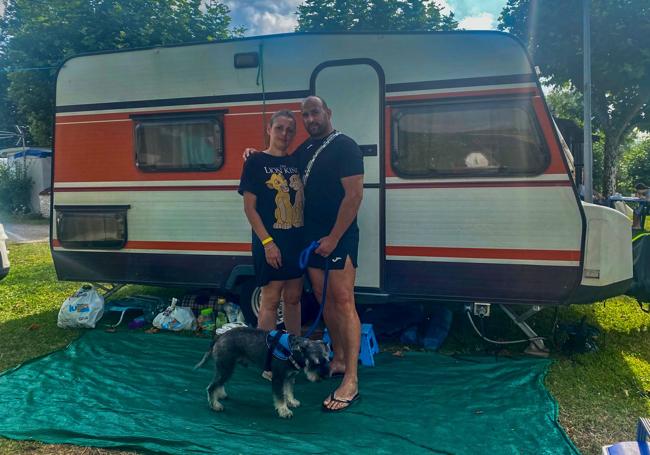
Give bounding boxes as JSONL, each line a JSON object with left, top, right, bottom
{"left": 224, "top": 0, "right": 507, "bottom": 36}
{"left": 0, "top": 1, "right": 506, "bottom": 35}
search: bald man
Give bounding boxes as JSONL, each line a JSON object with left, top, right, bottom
{"left": 296, "top": 96, "right": 364, "bottom": 412}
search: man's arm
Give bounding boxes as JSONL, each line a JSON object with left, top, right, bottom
{"left": 315, "top": 174, "right": 363, "bottom": 257}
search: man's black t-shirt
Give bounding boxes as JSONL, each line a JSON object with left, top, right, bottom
{"left": 294, "top": 132, "right": 364, "bottom": 240}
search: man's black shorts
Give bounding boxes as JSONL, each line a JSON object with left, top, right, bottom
{"left": 307, "top": 232, "right": 359, "bottom": 270}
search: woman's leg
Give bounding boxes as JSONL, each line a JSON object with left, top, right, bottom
{"left": 257, "top": 281, "right": 283, "bottom": 331}
{"left": 281, "top": 277, "right": 303, "bottom": 335}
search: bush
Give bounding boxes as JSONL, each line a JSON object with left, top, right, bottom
{"left": 0, "top": 161, "right": 33, "bottom": 214}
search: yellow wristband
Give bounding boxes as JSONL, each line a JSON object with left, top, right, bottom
{"left": 261, "top": 236, "right": 274, "bottom": 246}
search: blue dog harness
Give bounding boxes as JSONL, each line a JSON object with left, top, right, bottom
{"left": 266, "top": 330, "right": 292, "bottom": 360}
{"left": 264, "top": 330, "right": 302, "bottom": 373}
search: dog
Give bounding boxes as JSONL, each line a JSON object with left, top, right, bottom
{"left": 195, "top": 327, "right": 330, "bottom": 418}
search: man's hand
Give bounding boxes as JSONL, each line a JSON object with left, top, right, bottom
{"left": 264, "top": 243, "right": 282, "bottom": 269}
{"left": 315, "top": 235, "right": 339, "bottom": 257}
{"left": 243, "top": 147, "right": 260, "bottom": 161}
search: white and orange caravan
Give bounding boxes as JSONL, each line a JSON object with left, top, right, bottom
{"left": 52, "top": 31, "right": 632, "bottom": 327}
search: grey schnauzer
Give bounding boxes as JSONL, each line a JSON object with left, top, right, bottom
{"left": 194, "top": 327, "right": 331, "bottom": 418}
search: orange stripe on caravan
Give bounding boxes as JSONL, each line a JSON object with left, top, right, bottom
{"left": 52, "top": 239, "right": 251, "bottom": 252}
{"left": 54, "top": 103, "right": 308, "bottom": 183}
{"left": 386, "top": 86, "right": 538, "bottom": 102}
{"left": 532, "top": 96, "right": 568, "bottom": 174}
{"left": 385, "top": 245, "right": 581, "bottom": 261}
{"left": 53, "top": 185, "right": 240, "bottom": 192}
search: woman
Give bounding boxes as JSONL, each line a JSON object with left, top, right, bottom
{"left": 238, "top": 110, "right": 304, "bottom": 335}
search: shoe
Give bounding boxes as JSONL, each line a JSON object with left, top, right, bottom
{"left": 322, "top": 392, "right": 360, "bottom": 412}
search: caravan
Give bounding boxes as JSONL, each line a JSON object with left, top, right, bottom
{"left": 51, "top": 31, "right": 632, "bottom": 322}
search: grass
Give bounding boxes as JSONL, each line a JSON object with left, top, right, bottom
{"left": 0, "top": 211, "right": 49, "bottom": 225}
{"left": 0, "top": 242, "right": 649, "bottom": 454}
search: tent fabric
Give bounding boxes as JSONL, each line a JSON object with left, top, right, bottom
{"left": 0, "top": 331, "right": 578, "bottom": 454}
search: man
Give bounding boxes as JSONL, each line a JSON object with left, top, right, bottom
{"left": 244, "top": 96, "right": 364, "bottom": 411}
{"left": 296, "top": 96, "right": 364, "bottom": 412}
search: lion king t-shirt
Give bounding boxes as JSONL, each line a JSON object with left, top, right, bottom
{"left": 238, "top": 152, "right": 304, "bottom": 236}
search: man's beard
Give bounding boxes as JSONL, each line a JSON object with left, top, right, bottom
{"left": 307, "top": 122, "right": 326, "bottom": 137}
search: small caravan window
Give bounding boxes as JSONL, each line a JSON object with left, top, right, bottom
{"left": 133, "top": 113, "right": 224, "bottom": 172}
{"left": 391, "top": 98, "right": 548, "bottom": 178}
{"left": 55, "top": 205, "right": 129, "bottom": 249}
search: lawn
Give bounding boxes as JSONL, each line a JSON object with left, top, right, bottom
{"left": 0, "top": 242, "right": 649, "bottom": 455}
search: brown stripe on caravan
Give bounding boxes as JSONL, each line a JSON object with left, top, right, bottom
{"left": 386, "top": 245, "right": 580, "bottom": 262}
{"left": 385, "top": 86, "right": 539, "bottom": 102}
{"left": 55, "top": 101, "right": 303, "bottom": 123}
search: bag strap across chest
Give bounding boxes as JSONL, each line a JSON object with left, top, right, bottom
{"left": 302, "top": 131, "right": 341, "bottom": 187}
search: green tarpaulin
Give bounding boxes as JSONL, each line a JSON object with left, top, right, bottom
{"left": 0, "top": 331, "right": 578, "bottom": 454}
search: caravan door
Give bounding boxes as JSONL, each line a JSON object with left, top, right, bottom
{"left": 311, "top": 60, "right": 384, "bottom": 290}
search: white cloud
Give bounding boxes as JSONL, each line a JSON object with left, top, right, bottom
{"left": 246, "top": 10, "right": 297, "bottom": 35}
{"left": 458, "top": 12, "right": 496, "bottom": 30}
{"left": 225, "top": 0, "right": 301, "bottom": 35}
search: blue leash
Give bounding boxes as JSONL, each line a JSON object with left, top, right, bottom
{"left": 300, "top": 241, "right": 329, "bottom": 338}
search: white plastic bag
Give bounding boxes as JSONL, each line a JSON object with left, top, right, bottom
{"left": 152, "top": 298, "right": 197, "bottom": 331}
{"left": 57, "top": 284, "right": 105, "bottom": 329}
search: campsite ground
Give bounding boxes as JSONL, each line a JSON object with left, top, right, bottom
{"left": 0, "top": 242, "right": 648, "bottom": 455}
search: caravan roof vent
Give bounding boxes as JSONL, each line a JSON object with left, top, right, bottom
{"left": 234, "top": 52, "right": 259, "bottom": 69}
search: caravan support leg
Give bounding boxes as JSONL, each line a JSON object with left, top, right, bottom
{"left": 93, "top": 283, "right": 126, "bottom": 301}
{"left": 498, "top": 304, "right": 550, "bottom": 358}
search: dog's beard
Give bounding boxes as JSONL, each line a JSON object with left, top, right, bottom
{"left": 304, "top": 358, "right": 330, "bottom": 382}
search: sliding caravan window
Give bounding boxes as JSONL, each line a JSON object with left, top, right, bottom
{"left": 55, "top": 205, "right": 129, "bottom": 249}
{"left": 391, "top": 98, "right": 549, "bottom": 178}
{"left": 133, "top": 112, "right": 224, "bottom": 172}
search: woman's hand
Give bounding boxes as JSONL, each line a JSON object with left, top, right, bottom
{"left": 264, "top": 242, "right": 282, "bottom": 269}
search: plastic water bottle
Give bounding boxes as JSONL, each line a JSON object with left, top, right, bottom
{"left": 198, "top": 308, "right": 215, "bottom": 335}
{"left": 215, "top": 298, "right": 228, "bottom": 328}
{"left": 223, "top": 301, "right": 245, "bottom": 323}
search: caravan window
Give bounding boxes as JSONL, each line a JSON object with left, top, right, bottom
{"left": 133, "top": 112, "right": 224, "bottom": 172}
{"left": 55, "top": 206, "right": 129, "bottom": 249}
{"left": 391, "top": 98, "right": 549, "bottom": 178}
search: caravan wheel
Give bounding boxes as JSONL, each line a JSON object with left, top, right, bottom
{"left": 239, "top": 280, "right": 284, "bottom": 328}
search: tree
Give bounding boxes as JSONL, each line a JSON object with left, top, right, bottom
{"left": 499, "top": 0, "right": 650, "bottom": 196}
{"left": 296, "top": 0, "right": 458, "bottom": 32}
{"left": 619, "top": 137, "right": 650, "bottom": 195}
{"left": 0, "top": 0, "right": 243, "bottom": 146}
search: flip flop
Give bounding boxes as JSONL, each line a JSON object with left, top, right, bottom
{"left": 322, "top": 392, "right": 360, "bottom": 412}
{"left": 329, "top": 371, "right": 345, "bottom": 378}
